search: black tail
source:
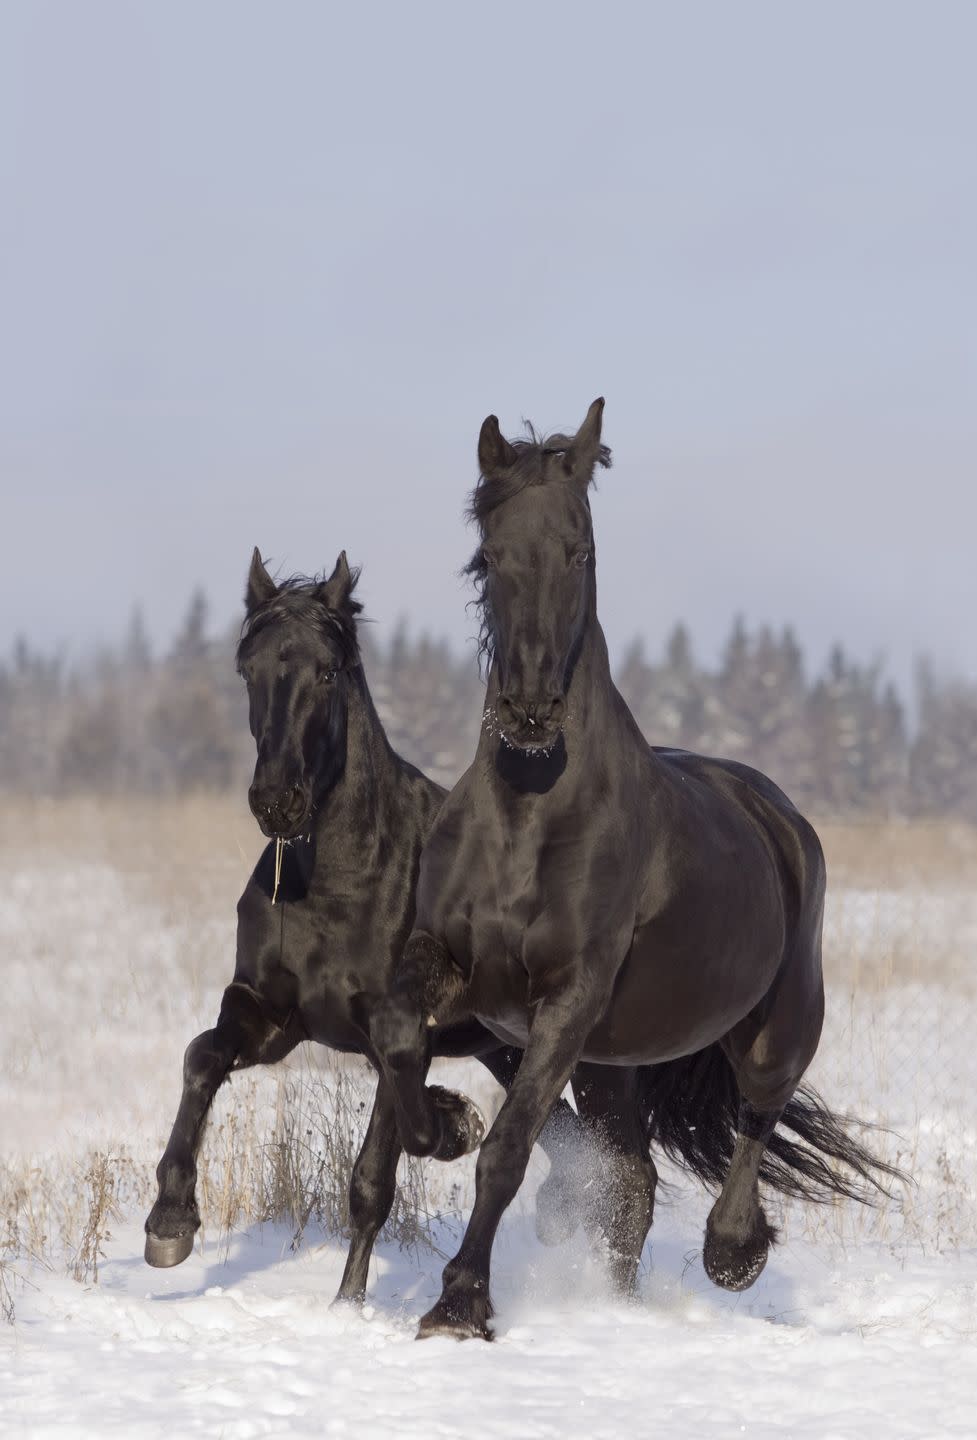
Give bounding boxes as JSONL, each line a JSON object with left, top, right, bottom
{"left": 640, "top": 1044, "right": 908, "bottom": 1203}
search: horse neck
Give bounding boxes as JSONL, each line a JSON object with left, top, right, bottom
{"left": 311, "top": 667, "right": 402, "bottom": 866}
{"left": 563, "top": 614, "right": 626, "bottom": 750}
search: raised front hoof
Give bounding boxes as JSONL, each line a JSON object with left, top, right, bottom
{"left": 702, "top": 1228, "right": 770, "bottom": 1292}
{"left": 416, "top": 1293, "right": 493, "bottom": 1342}
{"left": 534, "top": 1172, "right": 580, "bottom": 1247}
{"left": 144, "top": 1198, "right": 199, "bottom": 1268}
{"left": 144, "top": 1231, "right": 195, "bottom": 1268}
{"left": 429, "top": 1085, "right": 485, "bottom": 1162}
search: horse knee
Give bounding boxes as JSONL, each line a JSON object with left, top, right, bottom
{"left": 401, "top": 932, "right": 467, "bottom": 1020}
{"left": 372, "top": 1002, "right": 427, "bottom": 1073}
{"left": 181, "top": 1031, "right": 236, "bottom": 1092}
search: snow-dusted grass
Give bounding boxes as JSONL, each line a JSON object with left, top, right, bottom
{"left": 2, "top": 799, "right": 976, "bottom": 1436}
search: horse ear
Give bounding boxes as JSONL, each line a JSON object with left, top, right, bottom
{"left": 478, "top": 415, "right": 518, "bottom": 477}
{"left": 317, "top": 551, "right": 353, "bottom": 611}
{"left": 245, "top": 547, "right": 277, "bottom": 613}
{"left": 566, "top": 397, "right": 606, "bottom": 483}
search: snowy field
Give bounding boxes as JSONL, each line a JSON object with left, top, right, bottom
{"left": 2, "top": 799, "right": 976, "bottom": 1438}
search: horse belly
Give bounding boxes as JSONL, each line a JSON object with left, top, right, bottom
{"left": 578, "top": 924, "right": 784, "bottom": 1065}
{"left": 300, "top": 1000, "right": 367, "bottom": 1053}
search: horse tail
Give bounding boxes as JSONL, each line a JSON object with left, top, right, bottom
{"left": 639, "top": 1044, "right": 906, "bottom": 1204}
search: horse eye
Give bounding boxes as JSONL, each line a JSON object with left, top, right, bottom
{"left": 319, "top": 669, "right": 338, "bottom": 686}
{"left": 572, "top": 549, "right": 590, "bottom": 568}
{"left": 481, "top": 549, "right": 497, "bottom": 570}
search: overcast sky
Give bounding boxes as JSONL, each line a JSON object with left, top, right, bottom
{"left": 1, "top": 1, "right": 974, "bottom": 694}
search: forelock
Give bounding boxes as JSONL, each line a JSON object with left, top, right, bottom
{"left": 466, "top": 424, "right": 611, "bottom": 527}
{"left": 237, "top": 575, "right": 361, "bottom": 666}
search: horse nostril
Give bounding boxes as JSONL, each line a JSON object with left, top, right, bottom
{"left": 282, "top": 786, "right": 306, "bottom": 823}
{"left": 548, "top": 695, "right": 567, "bottom": 726}
{"left": 497, "top": 694, "right": 527, "bottom": 730}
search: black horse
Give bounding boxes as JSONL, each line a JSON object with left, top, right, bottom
{"left": 372, "top": 399, "right": 902, "bottom": 1339}
{"left": 144, "top": 548, "right": 590, "bottom": 1299}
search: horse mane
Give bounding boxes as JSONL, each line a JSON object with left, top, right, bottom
{"left": 463, "top": 423, "right": 612, "bottom": 671}
{"left": 237, "top": 571, "right": 363, "bottom": 667}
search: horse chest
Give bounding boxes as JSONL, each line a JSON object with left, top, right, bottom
{"left": 254, "top": 894, "right": 398, "bottom": 1052}
{"left": 473, "top": 827, "right": 547, "bottom": 947}
{"left": 465, "top": 835, "right": 573, "bottom": 984}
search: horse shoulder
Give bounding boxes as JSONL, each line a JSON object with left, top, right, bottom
{"left": 412, "top": 774, "right": 491, "bottom": 945}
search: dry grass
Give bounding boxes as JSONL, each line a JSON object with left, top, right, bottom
{"left": 196, "top": 1057, "right": 453, "bottom": 1261}
{"left": 817, "top": 818, "right": 977, "bottom": 994}
{"left": 0, "top": 792, "right": 256, "bottom": 924}
{"left": 70, "top": 1152, "right": 125, "bottom": 1284}
{"left": 0, "top": 1256, "right": 17, "bottom": 1324}
{"left": 818, "top": 817, "right": 977, "bottom": 891}
{"left": 0, "top": 1060, "right": 454, "bottom": 1288}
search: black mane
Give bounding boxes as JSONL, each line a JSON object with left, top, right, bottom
{"left": 237, "top": 572, "right": 363, "bottom": 667}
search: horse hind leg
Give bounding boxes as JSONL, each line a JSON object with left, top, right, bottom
{"left": 571, "top": 1064, "right": 657, "bottom": 1296}
{"left": 704, "top": 971, "right": 824, "bottom": 1291}
{"left": 702, "top": 1101, "right": 782, "bottom": 1291}
{"left": 145, "top": 982, "right": 299, "bottom": 1268}
{"left": 333, "top": 1078, "right": 401, "bottom": 1305}
{"left": 533, "top": 1100, "right": 587, "bottom": 1247}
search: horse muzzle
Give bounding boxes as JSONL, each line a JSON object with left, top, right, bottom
{"left": 248, "top": 782, "right": 312, "bottom": 840}
{"left": 495, "top": 692, "right": 567, "bottom": 752}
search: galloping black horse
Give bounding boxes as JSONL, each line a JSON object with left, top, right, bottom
{"left": 372, "top": 399, "right": 901, "bottom": 1339}
{"left": 144, "top": 548, "right": 590, "bottom": 1298}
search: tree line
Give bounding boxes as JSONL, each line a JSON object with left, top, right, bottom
{"left": 2, "top": 592, "right": 975, "bottom": 821}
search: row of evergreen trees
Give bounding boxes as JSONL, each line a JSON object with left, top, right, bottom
{"left": 2, "top": 592, "right": 975, "bottom": 820}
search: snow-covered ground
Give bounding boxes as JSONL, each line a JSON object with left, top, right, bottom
{"left": 4, "top": 1214, "right": 976, "bottom": 1439}
{"left": 2, "top": 812, "right": 976, "bottom": 1437}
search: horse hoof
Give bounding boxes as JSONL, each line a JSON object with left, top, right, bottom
{"left": 429, "top": 1086, "right": 485, "bottom": 1162}
{"left": 702, "top": 1231, "right": 769, "bottom": 1291}
{"left": 416, "top": 1317, "right": 488, "bottom": 1341}
{"left": 416, "top": 1297, "right": 492, "bottom": 1342}
{"left": 144, "top": 1231, "right": 195, "bottom": 1268}
{"left": 330, "top": 1292, "right": 365, "bottom": 1312}
{"left": 535, "top": 1173, "right": 579, "bottom": 1247}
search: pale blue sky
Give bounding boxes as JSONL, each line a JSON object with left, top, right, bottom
{"left": 1, "top": 1, "right": 974, "bottom": 692}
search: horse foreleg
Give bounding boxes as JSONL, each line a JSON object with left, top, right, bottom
{"left": 478, "top": 1046, "right": 587, "bottom": 1246}
{"left": 333, "top": 1078, "right": 401, "bottom": 1305}
{"left": 416, "top": 978, "right": 605, "bottom": 1340}
{"left": 145, "top": 981, "right": 298, "bottom": 1267}
{"left": 372, "top": 933, "right": 484, "bottom": 1161}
